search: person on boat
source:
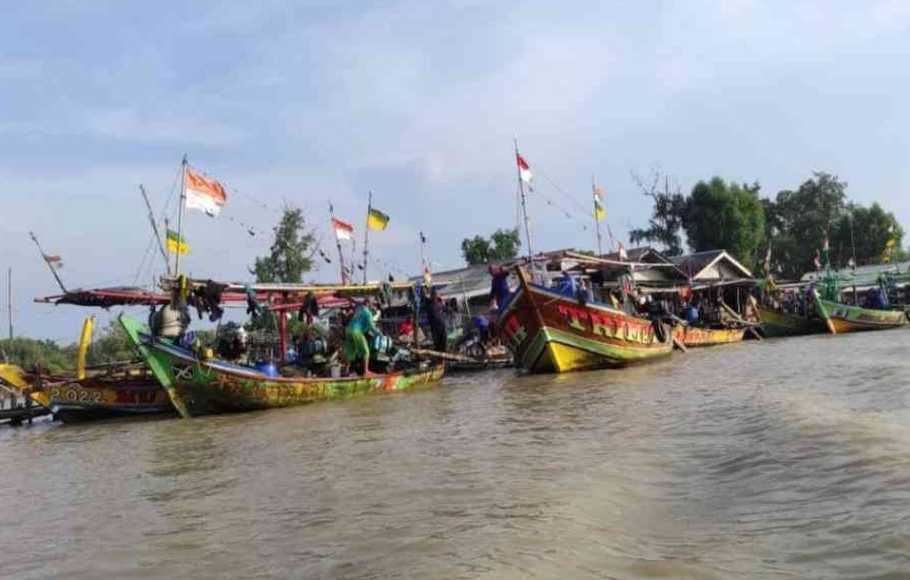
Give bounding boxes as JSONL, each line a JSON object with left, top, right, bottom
{"left": 423, "top": 287, "right": 448, "bottom": 353}
{"left": 344, "top": 301, "right": 382, "bottom": 377}
{"left": 488, "top": 265, "right": 511, "bottom": 310}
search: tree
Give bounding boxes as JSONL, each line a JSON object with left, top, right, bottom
{"left": 684, "top": 177, "right": 766, "bottom": 268}
{"left": 461, "top": 236, "right": 491, "bottom": 265}
{"left": 770, "top": 172, "right": 848, "bottom": 278}
{"left": 85, "top": 321, "right": 137, "bottom": 366}
{"left": 0, "top": 337, "right": 74, "bottom": 373}
{"left": 831, "top": 202, "right": 904, "bottom": 267}
{"left": 461, "top": 228, "right": 520, "bottom": 265}
{"left": 489, "top": 228, "right": 521, "bottom": 261}
{"left": 629, "top": 170, "right": 687, "bottom": 256}
{"left": 252, "top": 206, "right": 317, "bottom": 283}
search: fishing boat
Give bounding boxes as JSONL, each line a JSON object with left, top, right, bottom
{"left": 756, "top": 305, "right": 827, "bottom": 338}
{"left": 119, "top": 314, "right": 444, "bottom": 417}
{"left": 498, "top": 266, "right": 673, "bottom": 373}
{"left": 672, "top": 325, "right": 746, "bottom": 347}
{"left": 0, "top": 316, "right": 173, "bottom": 423}
{"left": 813, "top": 292, "right": 907, "bottom": 334}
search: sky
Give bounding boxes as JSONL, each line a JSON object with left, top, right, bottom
{"left": 2, "top": 0, "right": 910, "bottom": 340}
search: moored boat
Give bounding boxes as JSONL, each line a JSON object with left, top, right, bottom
{"left": 119, "top": 314, "right": 445, "bottom": 417}
{"left": 0, "top": 316, "right": 173, "bottom": 423}
{"left": 756, "top": 305, "right": 827, "bottom": 338}
{"left": 498, "top": 267, "right": 673, "bottom": 373}
{"left": 813, "top": 292, "right": 907, "bottom": 334}
{"left": 672, "top": 325, "right": 746, "bottom": 347}
{"left": 0, "top": 363, "right": 172, "bottom": 423}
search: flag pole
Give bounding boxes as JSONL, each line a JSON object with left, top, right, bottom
{"left": 174, "top": 155, "right": 188, "bottom": 277}
{"left": 7, "top": 267, "right": 12, "bottom": 341}
{"left": 140, "top": 184, "right": 170, "bottom": 275}
{"left": 419, "top": 231, "right": 426, "bottom": 275}
{"left": 28, "top": 231, "right": 67, "bottom": 293}
{"left": 329, "top": 202, "right": 348, "bottom": 285}
{"left": 514, "top": 139, "right": 533, "bottom": 262}
{"left": 592, "top": 175, "right": 603, "bottom": 256}
{"left": 363, "top": 190, "right": 372, "bottom": 284}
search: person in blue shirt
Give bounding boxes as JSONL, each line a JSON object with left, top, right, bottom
{"left": 488, "top": 265, "right": 511, "bottom": 310}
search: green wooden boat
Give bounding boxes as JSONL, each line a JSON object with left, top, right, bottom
{"left": 119, "top": 314, "right": 445, "bottom": 418}
{"left": 812, "top": 293, "right": 908, "bottom": 334}
{"left": 756, "top": 306, "right": 826, "bottom": 338}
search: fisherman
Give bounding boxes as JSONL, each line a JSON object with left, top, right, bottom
{"left": 488, "top": 265, "right": 511, "bottom": 310}
{"left": 344, "top": 300, "right": 382, "bottom": 377}
{"left": 423, "top": 287, "right": 448, "bottom": 353}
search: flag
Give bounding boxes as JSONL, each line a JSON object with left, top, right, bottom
{"left": 593, "top": 185, "right": 606, "bottom": 222}
{"left": 420, "top": 231, "right": 427, "bottom": 244}
{"left": 847, "top": 256, "right": 855, "bottom": 269}
{"left": 618, "top": 242, "right": 628, "bottom": 261}
{"left": 184, "top": 166, "right": 227, "bottom": 217}
{"left": 423, "top": 263, "right": 432, "bottom": 285}
{"left": 331, "top": 217, "right": 354, "bottom": 241}
{"left": 516, "top": 153, "right": 533, "bottom": 183}
{"left": 166, "top": 229, "right": 189, "bottom": 255}
{"left": 813, "top": 249, "right": 822, "bottom": 270}
{"left": 763, "top": 245, "right": 772, "bottom": 276}
{"left": 43, "top": 254, "right": 63, "bottom": 269}
{"left": 367, "top": 208, "right": 390, "bottom": 231}
{"left": 883, "top": 237, "right": 897, "bottom": 263}
{"left": 822, "top": 236, "right": 829, "bottom": 253}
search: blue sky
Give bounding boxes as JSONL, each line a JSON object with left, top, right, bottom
{"left": 2, "top": 0, "right": 910, "bottom": 339}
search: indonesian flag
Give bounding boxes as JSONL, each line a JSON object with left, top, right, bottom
{"left": 332, "top": 217, "right": 354, "bottom": 241}
{"left": 516, "top": 153, "right": 533, "bottom": 183}
{"left": 184, "top": 166, "right": 227, "bottom": 217}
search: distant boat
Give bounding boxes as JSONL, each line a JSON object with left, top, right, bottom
{"left": 497, "top": 267, "right": 673, "bottom": 374}
{"left": 673, "top": 325, "right": 746, "bottom": 347}
{"left": 756, "top": 306, "right": 827, "bottom": 338}
{"left": 813, "top": 291, "right": 907, "bottom": 334}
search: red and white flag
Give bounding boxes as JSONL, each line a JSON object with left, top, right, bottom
{"left": 618, "top": 242, "right": 628, "bottom": 261}
{"left": 332, "top": 217, "right": 354, "bottom": 241}
{"left": 184, "top": 166, "right": 227, "bottom": 217}
{"left": 516, "top": 153, "right": 533, "bottom": 183}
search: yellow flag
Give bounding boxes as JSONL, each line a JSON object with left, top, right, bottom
{"left": 367, "top": 208, "right": 390, "bottom": 231}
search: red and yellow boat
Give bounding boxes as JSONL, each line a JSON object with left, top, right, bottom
{"left": 497, "top": 268, "right": 673, "bottom": 373}
{"left": 672, "top": 325, "right": 746, "bottom": 347}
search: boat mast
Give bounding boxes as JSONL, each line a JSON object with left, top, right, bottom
{"left": 140, "top": 184, "right": 171, "bottom": 276}
{"left": 7, "top": 267, "right": 11, "bottom": 341}
{"left": 514, "top": 139, "right": 533, "bottom": 262}
{"left": 849, "top": 210, "right": 857, "bottom": 271}
{"left": 362, "top": 190, "right": 372, "bottom": 284}
{"left": 28, "top": 231, "right": 67, "bottom": 293}
{"left": 592, "top": 175, "right": 603, "bottom": 256}
{"left": 174, "top": 155, "right": 188, "bottom": 277}
{"left": 329, "top": 202, "right": 348, "bottom": 285}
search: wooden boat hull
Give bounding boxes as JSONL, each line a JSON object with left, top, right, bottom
{"left": 672, "top": 326, "right": 746, "bottom": 347}
{"left": 0, "top": 364, "right": 172, "bottom": 423}
{"left": 498, "top": 276, "right": 673, "bottom": 374}
{"left": 814, "top": 296, "right": 908, "bottom": 334}
{"left": 119, "top": 315, "right": 445, "bottom": 417}
{"left": 756, "top": 307, "right": 826, "bottom": 338}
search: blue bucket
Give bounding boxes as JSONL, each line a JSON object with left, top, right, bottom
{"left": 254, "top": 361, "right": 279, "bottom": 377}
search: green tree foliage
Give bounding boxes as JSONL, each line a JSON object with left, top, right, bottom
{"left": 830, "top": 202, "right": 905, "bottom": 268}
{"left": 0, "top": 337, "right": 75, "bottom": 373}
{"left": 85, "top": 321, "right": 137, "bottom": 366}
{"left": 769, "top": 172, "right": 847, "bottom": 278}
{"left": 629, "top": 171, "right": 687, "bottom": 256}
{"left": 252, "top": 206, "right": 316, "bottom": 283}
{"left": 461, "top": 228, "right": 521, "bottom": 265}
{"left": 684, "top": 177, "right": 766, "bottom": 267}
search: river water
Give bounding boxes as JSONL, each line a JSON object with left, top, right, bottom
{"left": 2, "top": 330, "right": 910, "bottom": 579}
